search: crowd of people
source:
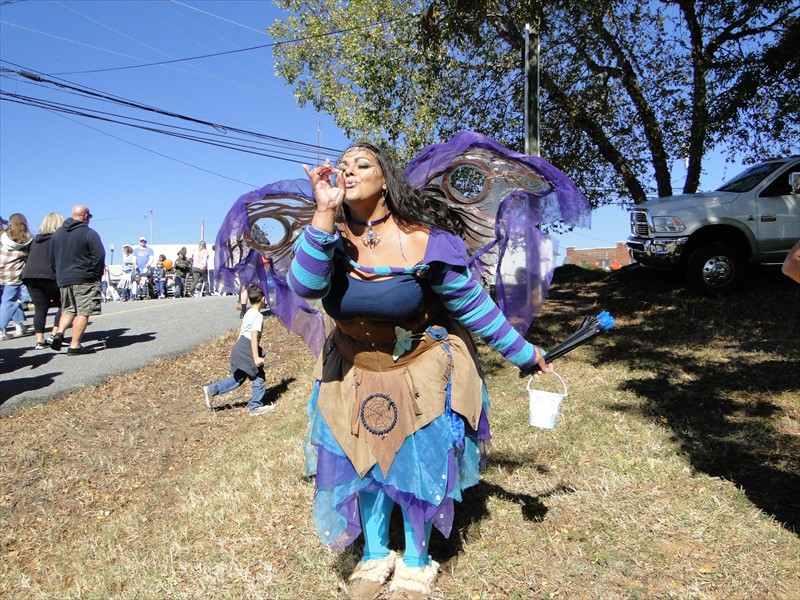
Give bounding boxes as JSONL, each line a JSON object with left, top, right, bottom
{"left": 0, "top": 210, "right": 223, "bottom": 350}
{"left": 113, "top": 238, "right": 220, "bottom": 301}
{"left": 0, "top": 206, "right": 105, "bottom": 353}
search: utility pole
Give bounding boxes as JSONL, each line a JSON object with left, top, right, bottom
{"left": 524, "top": 22, "right": 542, "bottom": 297}
{"left": 317, "top": 121, "right": 321, "bottom": 165}
{"left": 524, "top": 23, "right": 541, "bottom": 157}
{"left": 147, "top": 210, "right": 154, "bottom": 243}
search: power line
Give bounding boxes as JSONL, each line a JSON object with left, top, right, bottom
{"left": 168, "top": 0, "right": 269, "bottom": 36}
{"left": 0, "top": 90, "right": 335, "bottom": 164}
{"left": 39, "top": 106, "right": 263, "bottom": 188}
{"left": 1, "top": 62, "right": 342, "bottom": 156}
{"left": 51, "top": 41, "right": 275, "bottom": 75}
{"left": 1, "top": 61, "right": 349, "bottom": 190}
{"left": 0, "top": 8, "right": 416, "bottom": 185}
{"left": 0, "top": 20, "right": 153, "bottom": 63}
{"left": 45, "top": 18, "right": 414, "bottom": 75}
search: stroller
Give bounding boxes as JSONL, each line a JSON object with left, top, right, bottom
{"left": 135, "top": 271, "right": 154, "bottom": 300}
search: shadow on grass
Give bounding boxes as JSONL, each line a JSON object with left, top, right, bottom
{"left": 211, "top": 377, "right": 295, "bottom": 412}
{"left": 538, "top": 264, "right": 800, "bottom": 535}
{"left": 428, "top": 481, "right": 575, "bottom": 564}
{"left": 330, "top": 478, "right": 573, "bottom": 580}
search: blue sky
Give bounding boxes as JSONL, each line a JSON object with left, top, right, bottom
{"left": 1, "top": 0, "right": 744, "bottom": 264}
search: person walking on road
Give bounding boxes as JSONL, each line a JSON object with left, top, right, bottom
{"left": 21, "top": 212, "right": 65, "bottom": 349}
{"left": 49, "top": 205, "right": 105, "bottom": 355}
{"left": 0, "top": 213, "right": 33, "bottom": 340}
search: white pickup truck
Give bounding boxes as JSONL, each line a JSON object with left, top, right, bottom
{"left": 627, "top": 156, "right": 800, "bottom": 295}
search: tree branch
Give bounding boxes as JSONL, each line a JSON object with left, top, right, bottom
{"left": 540, "top": 69, "right": 648, "bottom": 204}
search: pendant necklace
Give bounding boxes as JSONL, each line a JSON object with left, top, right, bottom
{"left": 348, "top": 211, "right": 392, "bottom": 249}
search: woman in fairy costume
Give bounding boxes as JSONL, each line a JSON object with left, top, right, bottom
{"left": 289, "top": 144, "right": 553, "bottom": 599}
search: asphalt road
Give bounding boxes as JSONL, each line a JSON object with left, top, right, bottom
{"left": 0, "top": 295, "right": 244, "bottom": 416}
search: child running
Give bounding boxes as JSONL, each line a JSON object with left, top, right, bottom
{"left": 202, "top": 283, "right": 273, "bottom": 416}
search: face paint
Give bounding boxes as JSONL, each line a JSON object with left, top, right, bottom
{"left": 336, "top": 149, "right": 387, "bottom": 204}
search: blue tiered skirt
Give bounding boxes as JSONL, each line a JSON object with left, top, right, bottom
{"left": 304, "top": 360, "right": 491, "bottom": 555}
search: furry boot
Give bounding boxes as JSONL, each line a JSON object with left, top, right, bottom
{"left": 347, "top": 550, "right": 397, "bottom": 600}
{"left": 387, "top": 559, "right": 439, "bottom": 600}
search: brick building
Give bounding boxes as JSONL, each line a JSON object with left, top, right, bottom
{"left": 563, "top": 242, "right": 633, "bottom": 270}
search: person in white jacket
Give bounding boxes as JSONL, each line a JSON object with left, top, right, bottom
{"left": 0, "top": 213, "right": 33, "bottom": 340}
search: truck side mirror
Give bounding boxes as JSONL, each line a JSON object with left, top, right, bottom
{"left": 790, "top": 172, "right": 800, "bottom": 194}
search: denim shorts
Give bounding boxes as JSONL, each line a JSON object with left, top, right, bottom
{"left": 60, "top": 282, "right": 102, "bottom": 317}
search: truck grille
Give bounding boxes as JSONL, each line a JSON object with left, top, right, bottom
{"left": 630, "top": 211, "right": 650, "bottom": 237}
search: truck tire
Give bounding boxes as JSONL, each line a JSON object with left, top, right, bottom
{"left": 686, "top": 242, "right": 744, "bottom": 296}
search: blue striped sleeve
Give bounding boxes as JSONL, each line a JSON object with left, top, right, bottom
{"left": 288, "top": 225, "right": 340, "bottom": 299}
{"left": 430, "top": 262, "right": 537, "bottom": 369}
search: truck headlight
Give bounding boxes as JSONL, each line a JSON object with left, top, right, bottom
{"left": 652, "top": 216, "right": 686, "bottom": 233}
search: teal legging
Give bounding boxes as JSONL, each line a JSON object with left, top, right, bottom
{"left": 359, "top": 489, "right": 433, "bottom": 567}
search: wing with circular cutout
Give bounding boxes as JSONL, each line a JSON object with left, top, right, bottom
{"left": 215, "top": 178, "right": 325, "bottom": 355}
{"left": 405, "top": 131, "right": 591, "bottom": 334}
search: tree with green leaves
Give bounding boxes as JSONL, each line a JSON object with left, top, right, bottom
{"left": 269, "top": 0, "right": 798, "bottom": 206}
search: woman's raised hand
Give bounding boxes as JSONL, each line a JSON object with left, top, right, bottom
{"left": 303, "top": 159, "right": 345, "bottom": 215}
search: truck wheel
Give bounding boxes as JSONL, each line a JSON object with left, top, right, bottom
{"left": 687, "top": 243, "right": 744, "bottom": 296}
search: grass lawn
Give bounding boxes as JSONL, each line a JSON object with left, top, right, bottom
{"left": 1, "top": 264, "right": 798, "bottom": 599}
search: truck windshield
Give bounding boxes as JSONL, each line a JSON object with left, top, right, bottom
{"left": 717, "top": 162, "right": 785, "bottom": 193}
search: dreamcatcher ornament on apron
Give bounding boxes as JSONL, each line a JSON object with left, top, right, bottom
{"left": 350, "top": 358, "right": 413, "bottom": 477}
{"left": 357, "top": 348, "right": 399, "bottom": 439}
{"left": 359, "top": 392, "right": 398, "bottom": 436}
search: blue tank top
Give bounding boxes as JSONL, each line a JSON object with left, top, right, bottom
{"left": 323, "top": 268, "right": 432, "bottom": 322}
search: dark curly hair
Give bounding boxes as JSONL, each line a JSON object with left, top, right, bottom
{"left": 338, "top": 143, "right": 465, "bottom": 237}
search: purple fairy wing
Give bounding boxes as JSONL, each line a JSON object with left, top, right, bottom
{"left": 404, "top": 131, "right": 591, "bottom": 335}
{"left": 215, "top": 179, "right": 325, "bottom": 356}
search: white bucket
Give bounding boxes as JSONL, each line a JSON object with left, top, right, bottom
{"left": 527, "top": 372, "right": 568, "bottom": 430}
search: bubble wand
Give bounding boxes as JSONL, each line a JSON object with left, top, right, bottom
{"left": 521, "top": 311, "right": 616, "bottom": 376}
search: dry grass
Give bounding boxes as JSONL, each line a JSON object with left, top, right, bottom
{"left": 1, "top": 265, "right": 798, "bottom": 599}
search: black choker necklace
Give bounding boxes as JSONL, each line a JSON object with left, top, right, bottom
{"left": 348, "top": 212, "right": 392, "bottom": 227}
{"left": 348, "top": 211, "right": 392, "bottom": 249}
